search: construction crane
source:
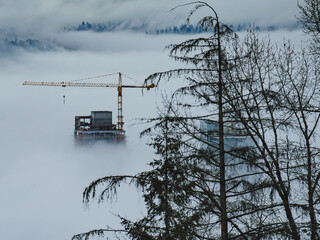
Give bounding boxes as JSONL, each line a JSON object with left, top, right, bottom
{"left": 23, "top": 72, "right": 155, "bottom": 134}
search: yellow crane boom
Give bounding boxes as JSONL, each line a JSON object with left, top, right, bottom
{"left": 23, "top": 72, "right": 155, "bottom": 134}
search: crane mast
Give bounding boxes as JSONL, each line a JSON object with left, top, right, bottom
{"left": 23, "top": 72, "right": 155, "bottom": 135}
{"left": 118, "top": 72, "right": 123, "bottom": 133}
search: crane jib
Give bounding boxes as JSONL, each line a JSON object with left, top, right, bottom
{"left": 22, "top": 82, "right": 155, "bottom": 90}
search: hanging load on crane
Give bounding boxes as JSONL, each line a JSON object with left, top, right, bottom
{"left": 23, "top": 72, "right": 155, "bottom": 143}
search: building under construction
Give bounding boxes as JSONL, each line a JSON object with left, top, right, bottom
{"left": 74, "top": 111, "right": 124, "bottom": 142}
{"left": 200, "top": 120, "right": 256, "bottom": 150}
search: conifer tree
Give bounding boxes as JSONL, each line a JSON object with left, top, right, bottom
{"left": 74, "top": 1, "right": 320, "bottom": 239}
{"left": 73, "top": 107, "right": 201, "bottom": 240}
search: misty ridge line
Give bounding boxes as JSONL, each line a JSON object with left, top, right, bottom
{"left": 65, "top": 20, "right": 301, "bottom": 34}
{"left": 0, "top": 20, "right": 301, "bottom": 55}
{"left": 0, "top": 38, "right": 72, "bottom": 54}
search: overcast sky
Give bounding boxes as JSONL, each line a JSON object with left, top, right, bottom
{"left": 0, "top": 0, "right": 300, "bottom": 36}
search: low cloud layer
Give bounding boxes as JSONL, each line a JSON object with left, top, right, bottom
{"left": 0, "top": 0, "right": 300, "bottom": 38}
{"left": 0, "top": 34, "right": 173, "bottom": 239}
{"left": 0, "top": 1, "right": 307, "bottom": 238}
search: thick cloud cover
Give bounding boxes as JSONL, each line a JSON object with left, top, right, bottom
{"left": 0, "top": 31, "right": 192, "bottom": 239}
{"left": 0, "top": 1, "right": 306, "bottom": 239}
{"left": 0, "top": 29, "right": 306, "bottom": 240}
